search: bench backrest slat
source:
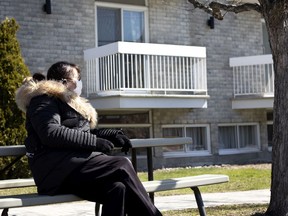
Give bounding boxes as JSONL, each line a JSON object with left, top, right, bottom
{"left": 0, "top": 146, "right": 26, "bottom": 157}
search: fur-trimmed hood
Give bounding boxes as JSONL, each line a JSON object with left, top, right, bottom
{"left": 15, "top": 77, "right": 97, "bottom": 129}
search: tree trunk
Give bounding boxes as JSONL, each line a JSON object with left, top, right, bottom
{"left": 187, "top": 0, "right": 288, "bottom": 214}
{"left": 261, "top": 1, "right": 288, "bottom": 215}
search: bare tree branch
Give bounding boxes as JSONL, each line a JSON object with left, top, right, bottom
{"left": 187, "top": 0, "right": 214, "bottom": 16}
{"left": 188, "top": 0, "right": 262, "bottom": 20}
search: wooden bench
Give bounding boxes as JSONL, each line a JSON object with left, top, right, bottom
{"left": 0, "top": 142, "right": 229, "bottom": 216}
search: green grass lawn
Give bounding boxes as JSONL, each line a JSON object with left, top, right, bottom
{"left": 138, "top": 163, "right": 271, "bottom": 196}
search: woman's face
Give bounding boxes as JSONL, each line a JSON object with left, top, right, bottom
{"left": 65, "top": 68, "right": 80, "bottom": 91}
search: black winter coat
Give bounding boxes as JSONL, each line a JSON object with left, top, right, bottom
{"left": 15, "top": 78, "right": 108, "bottom": 195}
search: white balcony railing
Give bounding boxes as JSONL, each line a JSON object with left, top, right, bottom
{"left": 229, "top": 54, "right": 274, "bottom": 97}
{"left": 84, "top": 42, "right": 207, "bottom": 97}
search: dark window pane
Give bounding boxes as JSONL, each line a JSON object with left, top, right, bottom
{"left": 267, "top": 124, "right": 273, "bottom": 147}
{"left": 97, "top": 7, "right": 121, "bottom": 46}
{"left": 98, "top": 112, "right": 149, "bottom": 124}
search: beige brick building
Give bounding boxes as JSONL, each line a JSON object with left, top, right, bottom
{"left": 1, "top": 0, "right": 272, "bottom": 169}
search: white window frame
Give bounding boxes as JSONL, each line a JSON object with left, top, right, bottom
{"left": 95, "top": 2, "right": 149, "bottom": 47}
{"left": 218, "top": 123, "right": 260, "bottom": 155}
{"left": 161, "top": 124, "right": 211, "bottom": 158}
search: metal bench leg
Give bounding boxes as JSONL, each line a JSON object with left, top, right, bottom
{"left": 95, "top": 203, "right": 101, "bottom": 216}
{"left": 191, "top": 187, "right": 207, "bottom": 216}
{"left": 95, "top": 203, "right": 128, "bottom": 216}
{"left": 1, "top": 208, "right": 9, "bottom": 216}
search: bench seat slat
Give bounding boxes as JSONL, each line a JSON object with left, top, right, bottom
{"left": 142, "top": 174, "right": 229, "bottom": 193}
{"left": 0, "top": 194, "right": 81, "bottom": 208}
{"left": 0, "top": 179, "right": 35, "bottom": 189}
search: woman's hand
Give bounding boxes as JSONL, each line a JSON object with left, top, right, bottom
{"left": 92, "top": 128, "right": 132, "bottom": 154}
{"left": 95, "top": 138, "right": 114, "bottom": 154}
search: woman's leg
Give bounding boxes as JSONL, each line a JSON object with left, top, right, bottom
{"left": 101, "top": 181, "right": 126, "bottom": 216}
{"left": 109, "top": 157, "right": 162, "bottom": 216}
{"left": 61, "top": 154, "right": 162, "bottom": 216}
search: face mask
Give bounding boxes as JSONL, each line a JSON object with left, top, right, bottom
{"left": 74, "top": 80, "right": 82, "bottom": 96}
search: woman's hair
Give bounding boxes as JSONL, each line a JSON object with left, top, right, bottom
{"left": 32, "top": 73, "right": 46, "bottom": 82}
{"left": 47, "top": 61, "right": 81, "bottom": 81}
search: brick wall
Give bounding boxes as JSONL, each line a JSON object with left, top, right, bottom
{"left": 0, "top": 0, "right": 271, "bottom": 165}
{"left": 0, "top": 0, "right": 95, "bottom": 88}
{"left": 148, "top": 0, "right": 269, "bottom": 164}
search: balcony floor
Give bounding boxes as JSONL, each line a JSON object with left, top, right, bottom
{"left": 232, "top": 96, "right": 273, "bottom": 109}
{"left": 88, "top": 94, "right": 209, "bottom": 110}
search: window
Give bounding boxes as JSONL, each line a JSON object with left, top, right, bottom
{"left": 162, "top": 127, "right": 185, "bottom": 152}
{"left": 162, "top": 125, "right": 210, "bottom": 156}
{"left": 267, "top": 121, "right": 273, "bottom": 151}
{"left": 96, "top": 3, "right": 147, "bottom": 46}
{"left": 123, "top": 11, "right": 145, "bottom": 42}
{"left": 98, "top": 111, "right": 151, "bottom": 156}
{"left": 95, "top": 0, "right": 146, "bottom": 6}
{"left": 98, "top": 111, "right": 150, "bottom": 137}
{"left": 218, "top": 123, "right": 260, "bottom": 154}
{"left": 97, "top": 7, "right": 121, "bottom": 46}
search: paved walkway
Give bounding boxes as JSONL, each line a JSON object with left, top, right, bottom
{"left": 5, "top": 189, "right": 270, "bottom": 216}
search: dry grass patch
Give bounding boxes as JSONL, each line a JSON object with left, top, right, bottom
{"left": 163, "top": 204, "right": 268, "bottom": 216}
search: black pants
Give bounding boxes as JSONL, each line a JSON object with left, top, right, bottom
{"left": 61, "top": 154, "right": 162, "bottom": 216}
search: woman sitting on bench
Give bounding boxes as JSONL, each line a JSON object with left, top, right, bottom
{"left": 15, "top": 61, "right": 162, "bottom": 216}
